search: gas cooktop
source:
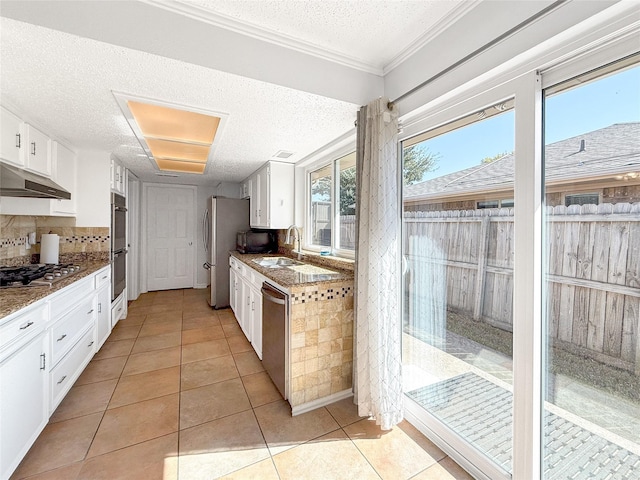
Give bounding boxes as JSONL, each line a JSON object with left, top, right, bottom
{"left": 0, "top": 263, "right": 83, "bottom": 288}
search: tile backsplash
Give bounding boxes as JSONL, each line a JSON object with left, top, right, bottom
{"left": 0, "top": 215, "right": 109, "bottom": 265}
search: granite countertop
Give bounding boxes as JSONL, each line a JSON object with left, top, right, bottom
{"left": 0, "top": 260, "right": 111, "bottom": 320}
{"left": 230, "top": 251, "right": 354, "bottom": 289}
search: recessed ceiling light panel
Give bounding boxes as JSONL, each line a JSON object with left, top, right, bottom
{"left": 113, "top": 92, "right": 228, "bottom": 175}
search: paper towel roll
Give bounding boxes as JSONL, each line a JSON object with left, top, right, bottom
{"left": 40, "top": 234, "right": 60, "bottom": 264}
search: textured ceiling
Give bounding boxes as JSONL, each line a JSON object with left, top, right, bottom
{"left": 180, "top": 0, "right": 470, "bottom": 73}
{"left": 0, "top": 17, "right": 358, "bottom": 185}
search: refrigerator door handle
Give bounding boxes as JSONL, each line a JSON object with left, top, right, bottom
{"left": 202, "top": 208, "right": 209, "bottom": 254}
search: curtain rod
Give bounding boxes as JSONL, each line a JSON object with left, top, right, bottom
{"left": 387, "top": 0, "right": 567, "bottom": 110}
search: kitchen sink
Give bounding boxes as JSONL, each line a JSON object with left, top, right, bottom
{"left": 252, "top": 257, "right": 304, "bottom": 268}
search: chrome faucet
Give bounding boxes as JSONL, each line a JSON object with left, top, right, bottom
{"left": 285, "top": 225, "right": 302, "bottom": 260}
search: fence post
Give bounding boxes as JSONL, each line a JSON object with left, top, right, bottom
{"left": 474, "top": 215, "right": 490, "bottom": 320}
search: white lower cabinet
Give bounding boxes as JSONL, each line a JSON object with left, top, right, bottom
{"left": 0, "top": 266, "right": 111, "bottom": 479}
{"left": 229, "top": 257, "right": 266, "bottom": 360}
{"left": 0, "top": 304, "right": 48, "bottom": 480}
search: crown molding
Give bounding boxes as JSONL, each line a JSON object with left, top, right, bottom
{"left": 144, "top": 0, "right": 385, "bottom": 75}
{"left": 383, "top": 0, "right": 483, "bottom": 74}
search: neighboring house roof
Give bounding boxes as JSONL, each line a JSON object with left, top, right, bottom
{"left": 404, "top": 122, "right": 640, "bottom": 201}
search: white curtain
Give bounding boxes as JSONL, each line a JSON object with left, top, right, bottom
{"left": 354, "top": 97, "right": 403, "bottom": 430}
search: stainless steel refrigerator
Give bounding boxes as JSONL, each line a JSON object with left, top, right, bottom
{"left": 203, "top": 197, "right": 250, "bottom": 308}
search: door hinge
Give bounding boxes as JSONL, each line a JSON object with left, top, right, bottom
{"left": 40, "top": 353, "right": 46, "bottom": 370}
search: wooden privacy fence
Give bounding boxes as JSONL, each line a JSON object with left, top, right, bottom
{"left": 403, "top": 203, "right": 640, "bottom": 374}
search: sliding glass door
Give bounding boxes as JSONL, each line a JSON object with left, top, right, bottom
{"left": 402, "top": 101, "right": 515, "bottom": 476}
{"left": 542, "top": 58, "right": 640, "bottom": 477}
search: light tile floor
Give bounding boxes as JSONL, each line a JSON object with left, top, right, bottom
{"left": 12, "top": 288, "right": 473, "bottom": 480}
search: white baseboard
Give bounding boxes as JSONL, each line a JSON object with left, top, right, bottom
{"left": 194, "top": 283, "right": 208, "bottom": 289}
{"left": 291, "top": 389, "right": 353, "bottom": 416}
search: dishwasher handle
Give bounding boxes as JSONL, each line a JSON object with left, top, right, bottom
{"left": 261, "top": 287, "right": 286, "bottom": 305}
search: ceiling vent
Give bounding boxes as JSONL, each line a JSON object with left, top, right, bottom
{"left": 272, "top": 150, "right": 294, "bottom": 160}
{"left": 155, "top": 172, "right": 180, "bottom": 177}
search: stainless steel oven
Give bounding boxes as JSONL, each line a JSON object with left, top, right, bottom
{"left": 111, "top": 192, "right": 127, "bottom": 301}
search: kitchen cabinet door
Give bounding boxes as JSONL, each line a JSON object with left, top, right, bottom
{"left": 96, "top": 283, "right": 111, "bottom": 349}
{"left": 0, "top": 106, "right": 24, "bottom": 166}
{"left": 0, "top": 331, "right": 49, "bottom": 480}
{"left": 249, "top": 284, "right": 263, "bottom": 360}
{"left": 229, "top": 267, "right": 238, "bottom": 314}
{"left": 50, "top": 142, "right": 77, "bottom": 215}
{"left": 257, "top": 166, "right": 269, "bottom": 227}
{"left": 23, "top": 124, "right": 51, "bottom": 177}
{"left": 249, "top": 172, "right": 260, "bottom": 226}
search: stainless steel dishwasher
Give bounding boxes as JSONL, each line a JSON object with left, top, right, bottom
{"left": 261, "top": 282, "right": 288, "bottom": 399}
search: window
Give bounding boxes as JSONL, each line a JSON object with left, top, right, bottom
{"left": 309, "top": 164, "right": 332, "bottom": 247}
{"left": 477, "top": 199, "right": 514, "bottom": 209}
{"left": 564, "top": 192, "right": 599, "bottom": 206}
{"left": 307, "top": 151, "right": 356, "bottom": 256}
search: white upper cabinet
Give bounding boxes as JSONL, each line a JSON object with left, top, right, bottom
{"left": 23, "top": 124, "right": 52, "bottom": 177}
{"left": 241, "top": 177, "right": 251, "bottom": 199}
{"left": 110, "top": 158, "right": 126, "bottom": 195}
{"left": 248, "top": 161, "right": 294, "bottom": 229}
{"left": 50, "top": 142, "right": 77, "bottom": 215}
{"left": 0, "top": 107, "right": 24, "bottom": 166}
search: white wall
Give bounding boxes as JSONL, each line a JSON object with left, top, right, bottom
{"left": 75, "top": 149, "right": 111, "bottom": 227}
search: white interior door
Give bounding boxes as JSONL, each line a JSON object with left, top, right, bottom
{"left": 146, "top": 185, "right": 195, "bottom": 291}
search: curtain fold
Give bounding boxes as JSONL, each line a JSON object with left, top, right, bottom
{"left": 353, "top": 97, "right": 403, "bottom": 430}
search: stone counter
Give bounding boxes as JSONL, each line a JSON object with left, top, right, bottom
{"left": 229, "top": 251, "right": 353, "bottom": 289}
{"left": 231, "top": 251, "right": 354, "bottom": 411}
{"left": 0, "top": 260, "right": 111, "bottom": 319}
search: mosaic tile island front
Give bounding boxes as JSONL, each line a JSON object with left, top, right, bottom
{"left": 230, "top": 251, "right": 354, "bottom": 412}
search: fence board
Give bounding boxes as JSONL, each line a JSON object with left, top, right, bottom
{"left": 576, "top": 221, "right": 595, "bottom": 279}
{"left": 591, "top": 222, "right": 611, "bottom": 282}
{"left": 607, "top": 222, "right": 629, "bottom": 285}
{"left": 621, "top": 297, "right": 639, "bottom": 365}
{"left": 603, "top": 292, "right": 624, "bottom": 358}
{"left": 572, "top": 286, "right": 590, "bottom": 348}
{"left": 587, "top": 290, "right": 606, "bottom": 353}
{"left": 626, "top": 222, "right": 640, "bottom": 288}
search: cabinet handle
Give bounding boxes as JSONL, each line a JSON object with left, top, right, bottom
{"left": 117, "top": 307, "right": 123, "bottom": 313}
{"left": 40, "top": 353, "right": 46, "bottom": 370}
{"left": 87, "top": 309, "right": 94, "bottom": 315}
{"left": 251, "top": 300, "right": 255, "bottom": 311}
{"left": 31, "top": 142, "right": 36, "bottom": 156}
{"left": 102, "top": 275, "right": 108, "bottom": 280}
{"left": 98, "top": 303, "right": 102, "bottom": 313}
{"left": 15, "top": 133, "right": 21, "bottom": 148}
{"left": 57, "top": 375, "right": 67, "bottom": 385}
{"left": 88, "top": 341, "right": 94, "bottom": 347}
{"left": 19, "top": 321, "right": 34, "bottom": 330}
{"left": 57, "top": 334, "right": 67, "bottom": 342}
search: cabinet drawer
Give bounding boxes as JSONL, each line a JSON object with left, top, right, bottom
{"left": 50, "top": 326, "right": 94, "bottom": 412}
{"left": 49, "top": 275, "right": 94, "bottom": 321}
{"left": 0, "top": 303, "right": 47, "bottom": 357}
{"left": 94, "top": 267, "right": 111, "bottom": 289}
{"left": 50, "top": 297, "right": 95, "bottom": 365}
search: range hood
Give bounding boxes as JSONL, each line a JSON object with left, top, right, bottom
{"left": 0, "top": 163, "right": 71, "bottom": 199}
